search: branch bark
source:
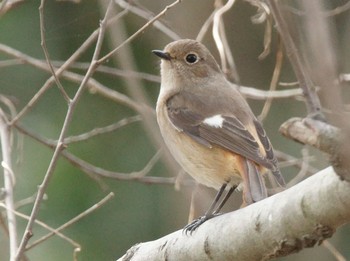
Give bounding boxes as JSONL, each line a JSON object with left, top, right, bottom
{"left": 280, "top": 117, "right": 350, "bottom": 182}
{"left": 117, "top": 167, "right": 350, "bottom": 261}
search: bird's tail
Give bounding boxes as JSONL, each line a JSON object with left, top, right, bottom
{"left": 242, "top": 159, "right": 268, "bottom": 205}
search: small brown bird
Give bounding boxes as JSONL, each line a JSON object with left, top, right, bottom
{"left": 153, "top": 39, "right": 285, "bottom": 233}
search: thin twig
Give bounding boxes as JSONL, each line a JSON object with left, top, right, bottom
{"left": 258, "top": 36, "right": 283, "bottom": 121}
{"left": 0, "top": 44, "right": 302, "bottom": 113}
{"left": 51, "top": 61, "right": 161, "bottom": 83}
{"left": 8, "top": 9, "right": 128, "bottom": 125}
{"left": 286, "top": 147, "right": 310, "bottom": 187}
{"left": 63, "top": 115, "right": 142, "bottom": 144}
{"left": 26, "top": 192, "right": 114, "bottom": 250}
{"left": 0, "top": 43, "right": 152, "bottom": 118}
{"left": 238, "top": 85, "right": 302, "bottom": 100}
{"left": 0, "top": 203, "right": 81, "bottom": 250}
{"left": 0, "top": 95, "right": 17, "bottom": 119}
{"left": 0, "top": 0, "right": 25, "bottom": 16}
{"left": 0, "top": 59, "right": 22, "bottom": 67}
{"left": 274, "top": 149, "right": 318, "bottom": 174}
{"left": 63, "top": 149, "right": 163, "bottom": 180}
{"left": 218, "top": 13, "right": 239, "bottom": 82}
{"left": 322, "top": 240, "right": 347, "bottom": 261}
{"left": 15, "top": 2, "right": 115, "bottom": 260}
{"left": 98, "top": 0, "right": 181, "bottom": 64}
{"left": 0, "top": 110, "right": 18, "bottom": 261}
{"left": 283, "top": 1, "right": 350, "bottom": 17}
{"left": 196, "top": 9, "right": 215, "bottom": 42}
{"left": 115, "top": 0, "right": 181, "bottom": 40}
{"left": 14, "top": 123, "right": 189, "bottom": 186}
{"left": 212, "top": 0, "right": 236, "bottom": 75}
{"left": 264, "top": 0, "right": 324, "bottom": 119}
{"left": 39, "top": 0, "right": 71, "bottom": 103}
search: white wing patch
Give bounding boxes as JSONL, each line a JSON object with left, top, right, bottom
{"left": 203, "top": 115, "right": 224, "bottom": 128}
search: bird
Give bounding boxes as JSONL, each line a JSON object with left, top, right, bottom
{"left": 152, "top": 39, "right": 285, "bottom": 234}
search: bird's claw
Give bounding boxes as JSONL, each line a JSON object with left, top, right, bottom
{"left": 183, "top": 213, "right": 222, "bottom": 235}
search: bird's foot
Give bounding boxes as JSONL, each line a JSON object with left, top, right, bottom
{"left": 183, "top": 213, "right": 222, "bottom": 235}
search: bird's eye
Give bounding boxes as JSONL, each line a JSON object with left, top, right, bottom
{"left": 185, "top": 53, "right": 198, "bottom": 64}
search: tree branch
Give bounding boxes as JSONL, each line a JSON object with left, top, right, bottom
{"left": 279, "top": 117, "right": 350, "bottom": 182}
{"left": 279, "top": 117, "right": 341, "bottom": 154}
{"left": 14, "top": 2, "right": 114, "bottom": 260}
{"left": 264, "top": 0, "right": 324, "bottom": 120}
{"left": 0, "top": 109, "right": 18, "bottom": 261}
{"left": 117, "top": 167, "right": 350, "bottom": 261}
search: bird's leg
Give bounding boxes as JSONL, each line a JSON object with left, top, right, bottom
{"left": 184, "top": 182, "right": 229, "bottom": 234}
{"left": 213, "top": 185, "right": 237, "bottom": 215}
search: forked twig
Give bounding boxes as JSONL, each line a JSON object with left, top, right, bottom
{"left": 0, "top": 203, "right": 81, "bottom": 250}
{"left": 26, "top": 192, "right": 114, "bottom": 250}
{"left": 63, "top": 115, "right": 142, "bottom": 144}
{"left": 39, "top": 0, "right": 71, "bottom": 103}
{"left": 98, "top": 0, "right": 181, "bottom": 64}
{"left": 8, "top": 8, "right": 128, "bottom": 125}
{"left": 115, "top": 0, "right": 181, "bottom": 40}
{"left": 15, "top": 2, "right": 115, "bottom": 260}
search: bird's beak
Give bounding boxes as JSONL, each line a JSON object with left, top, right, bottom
{"left": 152, "top": 50, "right": 172, "bottom": 60}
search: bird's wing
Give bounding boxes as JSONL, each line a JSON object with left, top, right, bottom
{"left": 166, "top": 91, "right": 285, "bottom": 186}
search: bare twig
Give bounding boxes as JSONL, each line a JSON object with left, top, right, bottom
{"left": 286, "top": 147, "right": 311, "bottom": 187}
{"left": 238, "top": 85, "right": 302, "bottom": 100}
{"left": 196, "top": 9, "right": 215, "bottom": 42}
{"left": 51, "top": 61, "right": 303, "bottom": 100}
{"left": 63, "top": 115, "right": 142, "bottom": 144}
{"left": 325, "top": 1, "right": 350, "bottom": 17}
{"left": 15, "top": 2, "right": 115, "bottom": 260}
{"left": 275, "top": 149, "right": 318, "bottom": 174}
{"left": 0, "top": 110, "right": 18, "bottom": 261}
{"left": 258, "top": 37, "right": 283, "bottom": 121}
{"left": 0, "top": 203, "right": 80, "bottom": 250}
{"left": 212, "top": 0, "right": 236, "bottom": 77}
{"left": 0, "top": 95, "right": 17, "bottom": 119}
{"left": 283, "top": 1, "right": 350, "bottom": 17}
{"left": 0, "top": 43, "right": 151, "bottom": 117}
{"left": 26, "top": 192, "right": 114, "bottom": 250}
{"left": 322, "top": 240, "right": 347, "bottom": 261}
{"left": 8, "top": 9, "right": 128, "bottom": 125}
{"left": 300, "top": 1, "right": 343, "bottom": 122}
{"left": 264, "top": 0, "right": 324, "bottom": 120}
{"left": 0, "top": 59, "right": 22, "bottom": 67}
{"left": 14, "top": 123, "right": 183, "bottom": 186}
{"left": 98, "top": 0, "right": 181, "bottom": 64}
{"left": 52, "top": 61, "right": 161, "bottom": 83}
{"left": 115, "top": 0, "right": 181, "bottom": 40}
{"left": 39, "top": 0, "right": 71, "bottom": 103}
{"left": 0, "top": 44, "right": 303, "bottom": 114}
{"left": 64, "top": 149, "right": 162, "bottom": 180}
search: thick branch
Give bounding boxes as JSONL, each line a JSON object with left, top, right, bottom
{"left": 279, "top": 117, "right": 341, "bottom": 154}
{"left": 280, "top": 117, "right": 350, "bottom": 182}
{"left": 117, "top": 167, "right": 350, "bottom": 261}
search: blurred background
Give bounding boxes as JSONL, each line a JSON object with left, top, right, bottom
{"left": 0, "top": 0, "right": 349, "bottom": 260}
